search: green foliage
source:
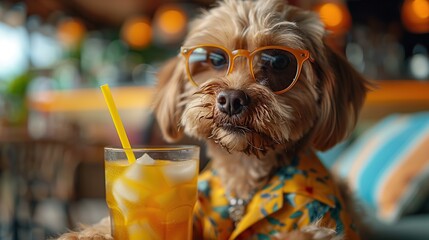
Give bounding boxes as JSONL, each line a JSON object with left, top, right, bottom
{"left": 0, "top": 72, "right": 33, "bottom": 125}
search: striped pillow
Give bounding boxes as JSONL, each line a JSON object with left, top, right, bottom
{"left": 334, "top": 112, "right": 429, "bottom": 222}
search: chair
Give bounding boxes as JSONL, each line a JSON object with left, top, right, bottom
{"left": 0, "top": 135, "right": 81, "bottom": 240}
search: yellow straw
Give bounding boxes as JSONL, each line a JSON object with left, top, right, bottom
{"left": 100, "top": 84, "right": 136, "bottom": 163}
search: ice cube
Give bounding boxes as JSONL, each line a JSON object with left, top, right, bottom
{"left": 152, "top": 187, "right": 180, "bottom": 210}
{"left": 136, "top": 153, "right": 155, "bottom": 165}
{"left": 112, "top": 166, "right": 152, "bottom": 216}
{"left": 112, "top": 179, "right": 143, "bottom": 216}
{"left": 124, "top": 154, "right": 156, "bottom": 182}
{"left": 112, "top": 178, "right": 140, "bottom": 203}
{"left": 128, "top": 221, "right": 161, "bottom": 240}
{"left": 163, "top": 160, "right": 197, "bottom": 186}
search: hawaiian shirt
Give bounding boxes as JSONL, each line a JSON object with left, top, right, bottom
{"left": 193, "top": 150, "right": 359, "bottom": 240}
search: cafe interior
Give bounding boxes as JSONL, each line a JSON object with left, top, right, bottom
{"left": 0, "top": 0, "right": 428, "bottom": 239}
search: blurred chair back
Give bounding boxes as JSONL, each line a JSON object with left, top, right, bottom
{"left": 0, "top": 125, "right": 81, "bottom": 240}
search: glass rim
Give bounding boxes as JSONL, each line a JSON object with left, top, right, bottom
{"left": 104, "top": 145, "right": 200, "bottom": 152}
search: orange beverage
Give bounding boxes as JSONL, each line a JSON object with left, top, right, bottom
{"left": 104, "top": 146, "right": 199, "bottom": 240}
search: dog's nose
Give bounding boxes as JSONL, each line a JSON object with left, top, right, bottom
{"left": 217, "top": 89, "right": 250, "bottom": 116}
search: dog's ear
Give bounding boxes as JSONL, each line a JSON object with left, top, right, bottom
{"left": 152, "top": 56, "right": 186, "bottom": 142}
{"left": 284, "top": 5, "right": 371, "bottom": 151}
{"left": 311, "top": 45, "right": 371, "bottom": 151}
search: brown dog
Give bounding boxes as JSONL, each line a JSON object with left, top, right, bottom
{"left": 59, "top": 0, "right": 370, "bottom": 239}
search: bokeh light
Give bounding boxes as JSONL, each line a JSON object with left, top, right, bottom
{"left": 319, "top": 3, "right": 342, "bottom": 27}
{"left": 57, "top": 18, "right": 86, "bottom": 48}
{"left": 401, "top": 0, "right": 429, "bottom": 33}
{"left": 410, "top": 53, "right": 429, "bottom": 79}
{"left": 30, "top": 31, "right": 62, "bottom": 68}
{"left": 121, "top": 16, "right": 152, "bottom": 49}
{"left": 0, "top": 23, "right": 28, "bottom": 80}
{"left": 159, "top": 9, "right": 186, "bottom": 34}
{"left": 153, "top": 5, "right": 187, "bottom": 44}
{"left": 411, "top": 0, "right": 429, "bottom": 19}
{"left": 314, "top": 1, "right": 351, "bottom": 35}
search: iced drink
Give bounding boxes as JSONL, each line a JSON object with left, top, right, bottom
{"left": 104, "top": 146, "right": 199, "bottom": 240}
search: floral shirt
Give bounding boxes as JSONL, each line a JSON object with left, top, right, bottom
{"left": 193, "top": 150, "right": 359, "bottom": 240}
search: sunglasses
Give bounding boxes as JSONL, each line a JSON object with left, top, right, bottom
{"left": 180, "top": 44, "right": 313, "bottom": 94}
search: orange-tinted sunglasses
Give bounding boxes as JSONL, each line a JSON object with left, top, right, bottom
{"left": 181, "top": 44, "right": 313, "bottom": 94}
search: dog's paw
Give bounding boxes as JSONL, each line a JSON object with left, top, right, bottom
{"left": 56, "top": 231, "right": 112, "bottom": 240}
{"left": 56, "top": 217, "right": 112, "bottom": 240}
{"left": 274, "top": 226, "right": 342, "bottom": 240}
{"left": 274, "top": 230, "right": 315, "bottom": 240}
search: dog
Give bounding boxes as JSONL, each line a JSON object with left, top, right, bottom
{"left": 59, "top": 0, "right": 370, "bottom": 239}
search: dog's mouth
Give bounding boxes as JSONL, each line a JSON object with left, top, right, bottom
{"left": 212, "top": 121, "right": 278, "bottom": 156}
{"left": 217, "top": 122, "right": 250, "bottom": 134}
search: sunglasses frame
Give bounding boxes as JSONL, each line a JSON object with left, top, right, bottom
{"left": 180, "top": 44, "right": 313, "bottom": 94}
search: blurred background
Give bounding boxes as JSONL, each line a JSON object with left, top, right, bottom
{"left": 0, "top": 0, "right": 428, "bottom": 239}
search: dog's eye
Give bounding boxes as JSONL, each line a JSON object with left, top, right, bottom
{"left": 253, "top": 49, "right": 298, "bottom": 92}
{"left": 261, "top": 53, "right": 290, "bottom": 71}
{"left": 209, "top": 52, "right": 228, "bottom": 69}
{"left": 271, "top": 55, "right": 290, "bottom": 70}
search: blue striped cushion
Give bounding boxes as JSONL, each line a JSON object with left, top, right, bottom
{"left": 334, "top": 112, "right": 429, "bottom": 222}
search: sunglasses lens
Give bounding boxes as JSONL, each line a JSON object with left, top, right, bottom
{"left": 252, "top": 49, "right": 298, "bottom": 92}
{"left": 187, "top": 46, "right": 229, "bottom": 84}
